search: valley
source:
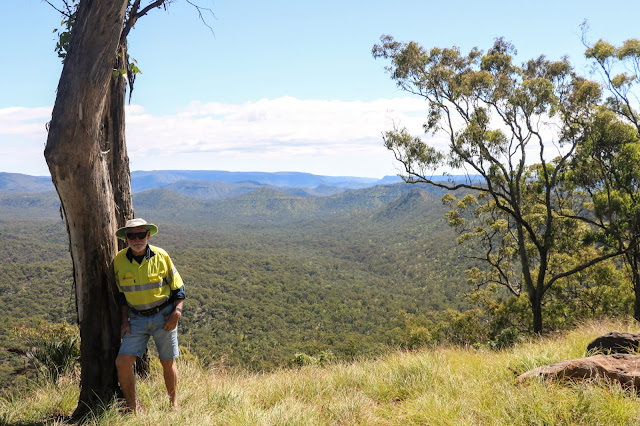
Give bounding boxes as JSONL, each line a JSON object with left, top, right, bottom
{"left": 0, "top": 173, "right": 472, "bottom": 387}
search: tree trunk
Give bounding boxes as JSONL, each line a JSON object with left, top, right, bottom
{"left": 516, "top": 222, "right": 544, "bottom": 333}
{"left": 44, "top": 0, "right": 129, "bottom": 418}
{"left": 106, "top": 40, "right": 152, "bottom": 378}
{"left": 531, "top": 294, "right": 543, "bottom": 334}
{"left": 629, "top": 250, "right": 640, "bottom": 321}
{"left": 106, "top": 43, "right": 134, "bottom": 229}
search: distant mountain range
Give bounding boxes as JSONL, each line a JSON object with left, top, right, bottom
{"left": 0, "top": 170, "right": 474, "bottom": 197}
{"left": 0, "top": 173, "right": 54, "bottom": 192}
{"left": 130, "top": 170, "right": 400, "bottom": 192}
{"left": 0, "top": 170, "right": 401, "bottom": 194}
{"left": 0, "top": 169, "right": 455, "bottom": 225}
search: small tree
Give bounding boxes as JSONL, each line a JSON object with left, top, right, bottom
{"left": 12, "top": 321, "right": 80, "bottom": 384}
{"left": 373, "top": 36, "right": 621, "bottom": 333}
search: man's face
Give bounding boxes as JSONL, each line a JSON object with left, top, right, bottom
{"left": 125, "top": 226, "right": 150, "bottom": 255}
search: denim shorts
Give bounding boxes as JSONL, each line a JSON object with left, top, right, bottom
{"left": 119, "top": 303, "right": 179, "bottom": 360}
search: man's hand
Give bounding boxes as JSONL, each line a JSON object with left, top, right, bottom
{"left": 164, "top": 309, "right": 181, "bottom": 331}
{"left": 120, "top": 322, "right": 130, "bottom": 339}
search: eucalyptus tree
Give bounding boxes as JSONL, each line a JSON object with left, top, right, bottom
{"left": 43, "top": 0, "right": 175, "bottom": 417}
{"left": 373, "top": 36, "right": 621, "bottom": 333}
{"left": 568, "top": 36, "right": 640, "bottom": 319}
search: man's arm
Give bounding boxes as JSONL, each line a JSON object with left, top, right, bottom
{"left": 163, "top": 298, "right": 183, "bottom": 331}
{"left": 164, "top": 254, "right": 185, "bottom": 331}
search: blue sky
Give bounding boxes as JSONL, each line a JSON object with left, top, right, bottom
{"left": 1, "top": 0, "right": 638, "bottom": 178}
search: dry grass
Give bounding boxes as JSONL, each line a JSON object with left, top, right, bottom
{"left": 3, "top": 318, "right": 640, "bottom": 425}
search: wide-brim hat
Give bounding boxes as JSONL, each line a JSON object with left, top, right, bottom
{"left": 116, "top": 218, "right": 158, "bottom": 240}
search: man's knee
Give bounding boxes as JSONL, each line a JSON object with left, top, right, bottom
{"left": 159, "top": 358, "right": 176, "bottom": 371}
{"left": 116, "top": 354, "right": 137, "bottom": 372}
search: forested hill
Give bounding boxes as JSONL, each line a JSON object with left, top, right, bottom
{"left": 0, "top": 173, "right": 449, "bottom": 222}
{"left": 132, "top": 182, "right": 447, "bottom": 225}
{"left": 0, "top": 177, "right": 471, "bottom": 384}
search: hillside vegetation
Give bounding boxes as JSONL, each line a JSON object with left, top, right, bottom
{"left": 2, "top": 177, "right": 633, "bottom": 402}
{"left": 1, "top": 182, "right": 476, "bottom": 388}
{"left": 2, "top": 319, "right": 639, "bottom": 425}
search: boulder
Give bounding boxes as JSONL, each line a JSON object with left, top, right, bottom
{"left": 515, "top": 353, "right": 640, "bottom": 389}
{"left": 586, "top": 331, "right": 640, "bottom": 354}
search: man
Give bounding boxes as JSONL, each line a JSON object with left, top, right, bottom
{"left": 114, "top": 218, "right": 185, "bottom": 412}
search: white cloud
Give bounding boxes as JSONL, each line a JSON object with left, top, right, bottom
{"left": 0, "top": 97, "right": 576, "bottom": 179}
{"left": 0, "top": 97, "right": 433, "bottom": 178}
{"left": 0, "top": 107, "right": 51, "bottom": 175}
{"left": 124, "top": 96, "right": 430, "bottom": 177}
{"left": 0, "top": 107, "right": 51, "bottom": 137}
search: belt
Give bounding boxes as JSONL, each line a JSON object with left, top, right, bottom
{"left": 131, "top": 299, "right": 172, "bottom": 317}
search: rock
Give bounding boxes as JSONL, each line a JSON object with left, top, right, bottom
{"left": 515, "top": 353, "right": 640, "bottom": 389}
{"left": 586, "top": 331, "right": 640, "bottom": 354}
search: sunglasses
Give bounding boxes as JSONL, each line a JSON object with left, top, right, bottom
{"left": 126, "top": 231, "right": 148, "bottom": 240}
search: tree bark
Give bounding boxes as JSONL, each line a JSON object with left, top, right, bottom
{"left": 629, "top": 250, "right": 640, "bottom": 321}
{"left": 107, "top": 38, "right": 152, "bottom": 378}
{"left": 531, "top": 296, "right": 543, "bottom": 334}
{"left": 106, "top": 43, "right": 135, "bottom": 230}
{"left": 44, "top": 0, "right": 129, "bottom": 418}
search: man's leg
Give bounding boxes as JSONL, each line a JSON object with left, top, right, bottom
{"left": 154, "top": 305, "right": 180, "bottom": 407}
{"left": 116, "top": 354, "right": 139, "bottom": 412}
{"left": 160, "top": 358, "right": 178, "bottom": 408}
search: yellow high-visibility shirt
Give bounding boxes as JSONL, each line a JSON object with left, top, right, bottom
{"left": 114, "top": 244, "right": 184, "bottom": 311}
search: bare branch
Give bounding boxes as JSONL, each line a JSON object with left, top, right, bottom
{"left": 42, "top": 0, "right": 73, "bottom": 17}
{"left": 121, "top": 0, "right": 166, "bottom": 41}
{"left": 186, "top": 0, "right": 216, "bottom": 35}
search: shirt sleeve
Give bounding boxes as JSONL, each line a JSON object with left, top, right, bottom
{"left": 114, "top": 254, "right": 127, "bottom": 306}
{"left": 165, "top": 253, "right": 185, "bottom": 297}
{"left": 171, "top": 286, "right": 186, "bottom": 300}
{"left": 116, "top": 291, "right": 128, "bottom": 306}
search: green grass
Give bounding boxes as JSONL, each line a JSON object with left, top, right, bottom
{"left": 3, "top": 319, "right": 640, "bottom": 425}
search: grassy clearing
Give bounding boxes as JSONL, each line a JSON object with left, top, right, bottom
{"left": 2, "top": 318, "right": 640, "bottom": 425}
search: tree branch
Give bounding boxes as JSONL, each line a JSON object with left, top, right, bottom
{"left": 544, "top": 249, "right": 623, "bottom": 293}
{"left": 121, "top": 0, "right": 166, "bottom": 41}
{"left": 42, "top": 0, "right": 73, "bottom": 17}
{"left": 186, "top": 0, "right": 216, "bottom": 35}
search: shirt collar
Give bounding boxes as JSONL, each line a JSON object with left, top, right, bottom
{"left": 126, "top": 245, "right": 155, "bottom": 263}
